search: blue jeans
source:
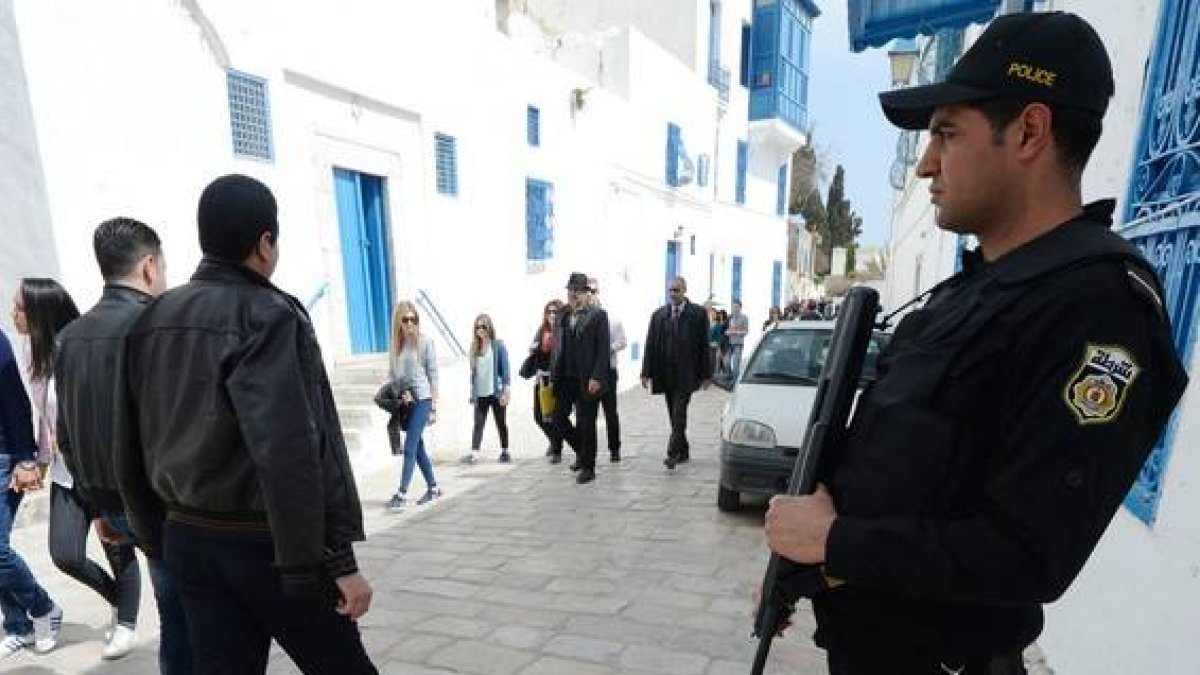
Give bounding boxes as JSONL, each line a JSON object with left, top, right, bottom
{"left": 0, "top": 455, "right": 53, "bottom": 636}
{"left": 728, "top": 344, "right": 744, "bottom": 375}
{"left": 398, "top": 399, "right": 437, "bottom": 495}
{"left": 105, "top": 513, "right": 192, "bottom": 675}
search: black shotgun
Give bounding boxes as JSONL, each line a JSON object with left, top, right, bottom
{"left": 750, "top": 286, "right": 881, "bottom": 674}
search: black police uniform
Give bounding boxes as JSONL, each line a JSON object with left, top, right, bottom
{"left": 812, "top": 200, "right": 1188, "bottom": 674}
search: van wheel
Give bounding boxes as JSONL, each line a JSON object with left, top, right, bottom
{"left": 717, "top": 485, "right": 741, "bottom": 512}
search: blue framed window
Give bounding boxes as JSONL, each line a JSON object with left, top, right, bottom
{"left": 666, "top": 123, "right": 682, "bottom": 187}
{"left": 735, "top": 140, "right": 748, "bottom": 205}
{"left": 526, "top": 178, "right": 554, "bottom": 261}
{"left": 776, "top": 164, "right": 789, "bottom": 215}
{"left": 731, "top": 255, "right": 743, "bottom": 302}
{"left": 697, "top": 154, "right": 710, "bottom": 188}
{"left": 1118, "top": 0, "right": 1199, "bottom": 526}
{"left": 749, "top": 0, "right": 816, "bottom": 132}
{"left": 708, "top": 1, "right": 722, "bottom": 73}
{"left": 435, "top": 133, "right": 459, "bottom": 196}
{"left": 226, "top": 70, "right": 273, "bottom": 161}
{"left": 527, "top": 106, "right": 541, "bottom": 147}
{"left": 739, "top": 22, "right": 752, "bottom": 88}
{"left": 772, "top": 260, "right": 783, "bottom": 307}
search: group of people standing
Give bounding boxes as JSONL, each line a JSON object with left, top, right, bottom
{"left": 1, "top": 175, "right": 378, "bottom": 673}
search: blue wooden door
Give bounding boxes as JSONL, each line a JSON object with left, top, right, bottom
{"left": 731, "top": 255, "right": 743, "bottom": 302}
{"left": 334, "top": 168, "right": 394, "bottom": 354}
{"left": 1118, "top": 0, "right": 1199, "bottom": 525}
{"left": 665, "top": 241, "right": 681, "bottom": 303}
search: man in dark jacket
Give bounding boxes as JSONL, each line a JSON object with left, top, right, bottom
{"left": 551, "top": 272, "right": 611, "bottom": 484}
{"left": 113, "top": 175, "right": 376, "bottom": 674}
{"left": 55, "top": 217, "right": 189, "bottom": 669}
{"left": 640, "top": 276, "right": 712, "bottom": 469}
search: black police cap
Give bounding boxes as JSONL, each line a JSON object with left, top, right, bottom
{"left": 879, "top": 12, "right": 1115, "bottom": 130}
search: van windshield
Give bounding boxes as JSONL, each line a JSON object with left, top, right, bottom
{"left": 742, "top": 329, "right": 887, "bottom": 384}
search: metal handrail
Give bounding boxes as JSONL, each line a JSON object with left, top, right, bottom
{"left": 304, "top": 281, "right": 330, "bottom": 311}
{"left": 415, "top": 288, "right": 467, "bottom": 358}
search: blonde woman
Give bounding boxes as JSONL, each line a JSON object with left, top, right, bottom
{"left": 386, "top": 301, "right": 441, "bottom": 511}
{"left": 462, "top": 314, "right": 511, "bottom": 464}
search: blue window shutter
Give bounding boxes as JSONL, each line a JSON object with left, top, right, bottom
{"left": 708, "top": 1, "right": 723, "bottom": 72}
{"left": 731, "top": 255, "right": 743, "bottom": 302}
{"left": 739, "top": 23, "right": 752, "bottom": 87}
{"left": 666, "top": 123, "right": 681, "bottom": 186}
{"left": 776, "top": 164, "right": 788, "bottom": 215}
{"left": 435, "top": 133, "right": 459, "bottom": 196}
{"left": 772, "top": 260, "right": 782, "bottom": 307}
{"left": 226, "top": 70, "right": 273, "bottom": 161}
{"left": 697, "top": 155, "right": 710, "bottom": 187}
{"left": 527, "top": 106, "right": 541, "bottom": 147}
{"left": 735, "top": 140, "right": 748, "bottom": 204}
{"left": 526, "top": 179, "right": 554, "bottom": 260}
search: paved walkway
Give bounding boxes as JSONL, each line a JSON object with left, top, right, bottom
{"left": 3, "top": 387, "right": 827, "bottom": 674}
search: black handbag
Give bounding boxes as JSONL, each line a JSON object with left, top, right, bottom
{"left": 374, "top": 381, "right": 416, "bottom": 441}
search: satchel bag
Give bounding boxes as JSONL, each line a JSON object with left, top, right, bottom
{"left": 537, "top": 376, "right": 557, "bottom": 422}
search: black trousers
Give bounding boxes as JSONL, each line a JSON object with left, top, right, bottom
{"left": 471, "top": 395, "right": 509, "bottom": 450}
{"left": 599, "top": 368, "right": 620, "bottom": 454}
{"left": 663, "top": 388, "right": 692, "bottom": 459}
{"left": 827, "top": 649, "right": 1027, "bottom": 675}
{"left": 48, "top": 484, "right": 141, "bottom": 627}
{"left": 553, "top": 377, "right": 600, "bottom": 470}
{"left": 533, "top": 380, "right": 562, "bottom": 454}
{"left": 164, "top": 521, "right": 377, "bottom": 675}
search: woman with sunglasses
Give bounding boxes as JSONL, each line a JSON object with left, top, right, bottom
{"left": 385, "top": 301, "right": 441, "bottom": 511}
{"left": 10, "top": 279, "right": 114, "bottom": 658}
{"left": 462, "top": 314, "right": 511, "bottom": 465}
{"left": 527, "top": 300, "right": 563, "bottom": 462}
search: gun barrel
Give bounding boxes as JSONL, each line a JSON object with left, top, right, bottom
{"left": 748, "top": 287, "right": 881, "bottom": 674}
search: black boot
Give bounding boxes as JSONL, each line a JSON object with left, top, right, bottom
{"left": 549, "top": 452, "right": 562, "bottom": 464}
{"left": 576, "top": 468, "right": 596, "bottom": 484}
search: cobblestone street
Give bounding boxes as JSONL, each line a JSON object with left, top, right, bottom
{"left": 3, "top": 387, "right": 826, "bottom": 674}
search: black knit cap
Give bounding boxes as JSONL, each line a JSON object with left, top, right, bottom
{"left": 197, "top": 174, "right": 279, "bottom": 261}
{"left": 879, "top": 12, "right": 1114, "bottom": 130}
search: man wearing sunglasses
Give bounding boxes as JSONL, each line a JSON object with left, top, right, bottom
{"left": 550, "top": 272, "right": 611, "bottom": 484}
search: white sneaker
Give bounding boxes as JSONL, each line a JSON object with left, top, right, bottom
{"left": 102, "top": 624, "right": 136, "bottom": 660}
{"left": 0, "top": 633, "right": 33, "bottom": 660}
{"left": 31, "top": 604, "right": 63, "bottom": 653}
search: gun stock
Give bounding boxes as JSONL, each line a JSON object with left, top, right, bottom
{"left": 750, "top": 287, "right": 881, "bottom": 674}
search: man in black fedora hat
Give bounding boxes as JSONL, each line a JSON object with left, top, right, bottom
{"left": 550, "top": 272, "right": 611, "bottom": 484}
{"left": 761, "top": 12, "right": 1187, "bottom": 674}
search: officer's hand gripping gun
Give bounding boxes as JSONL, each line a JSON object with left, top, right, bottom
{"left": 750, "top": 286, "right": 881, "bottom": 675}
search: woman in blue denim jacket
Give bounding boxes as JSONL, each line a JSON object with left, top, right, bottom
{"left": 462, "top": 314, "right": 511, "bottom": 464}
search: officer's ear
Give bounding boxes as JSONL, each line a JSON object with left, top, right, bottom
{"left": 1014, "top": 103, "right": 1053, "bottom": 159}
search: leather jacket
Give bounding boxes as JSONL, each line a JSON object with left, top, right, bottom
{"left": 114, "top": 258, "right": 365, "bottom": 591}
{"left": 55, "top": 284, "right": 152, "bottom": 514}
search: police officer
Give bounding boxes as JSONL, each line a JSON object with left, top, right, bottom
{"left": 763, "top": 13, "right": 1188, "bottom": 674}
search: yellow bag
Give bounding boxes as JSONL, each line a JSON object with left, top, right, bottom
{"left": 537, "top": 380, "right": 557, "bottom": 421}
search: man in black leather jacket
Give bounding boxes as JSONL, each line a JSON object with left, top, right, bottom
{"left": 113, "top": 175, "right": 376, "bottom": 674}
{"left": 55, "top": 217, "right": 190, "bottom": 671}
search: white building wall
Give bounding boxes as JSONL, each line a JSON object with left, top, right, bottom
{"left": 881, "top": 3, "right": 1200, "bottom": 672}
{"left": 0, "top": 0, "right": 57, "bottom": 333}
{"left": 9, "top": 0, "right": 790, "bottom": 370}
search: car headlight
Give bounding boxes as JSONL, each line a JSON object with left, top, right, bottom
{"left": 728, "top": 420, "right": 777, "bottom": 448}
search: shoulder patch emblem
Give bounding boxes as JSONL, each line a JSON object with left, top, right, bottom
{"left": 1063, "top": 344, "right": 1141, "bottom": 425}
